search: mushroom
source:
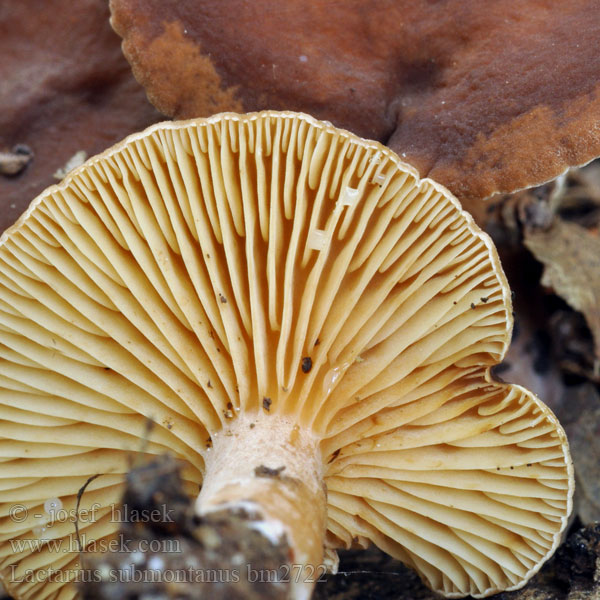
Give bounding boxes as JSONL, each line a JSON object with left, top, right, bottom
{"left": 0, "top": 111, "right": 572, "bottom": 599}
{"left": 109, "top": 0, "right": 600, "bottom": 212}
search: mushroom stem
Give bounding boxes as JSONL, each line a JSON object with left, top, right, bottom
{"left": 196, "top": 413, "right": 326, "bottom": 599}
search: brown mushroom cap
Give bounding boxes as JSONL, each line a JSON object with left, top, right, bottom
{"left": 109, "top": 0, "right": 600, "bottom": 208}
{"left": 0, "top": 112, "right": 572, "bottom": 599}
{"left": 0, "top": 0, "right": 161, "bottom": 233}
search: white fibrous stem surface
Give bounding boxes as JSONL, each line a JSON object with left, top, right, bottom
{"left": 196, "top": 412, "right": 326, "bottom": 599}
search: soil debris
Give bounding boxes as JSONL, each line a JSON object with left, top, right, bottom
{"left": 0, "top": 145, "right": 33, "bottom": 176}
{"left": 80, "top": 455, "right": 292, "bottom": 600}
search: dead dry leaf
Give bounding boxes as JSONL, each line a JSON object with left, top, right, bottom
{"left": 524, "top": 219, "right": 600, "bottom": 365}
